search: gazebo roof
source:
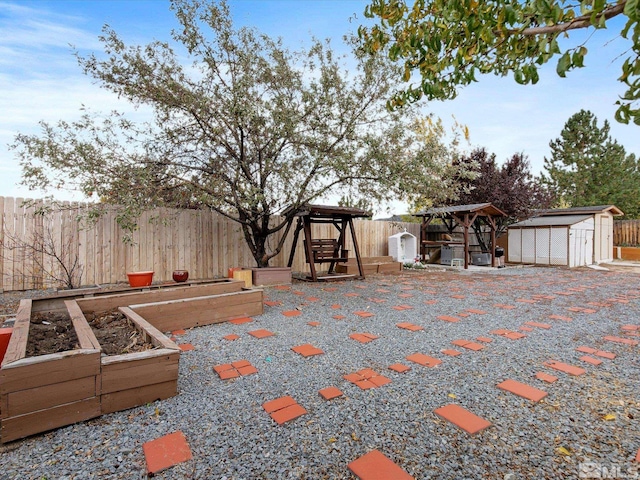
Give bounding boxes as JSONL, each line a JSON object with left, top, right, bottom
{"left": 413, "top": 203, "right": 507, "bottom": 217}
{"left": 286, "top": 204, "right": 371, "bottom": 219}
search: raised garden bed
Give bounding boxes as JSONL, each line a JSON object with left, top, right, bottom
{"left": 31, "top": 278, "right": 242, "bottom": 315}
{"left": 66, "top": 300, "right": 180, "bottom": 415}
{"left": 0, "top": 299, "right": 101, "bottom": 443}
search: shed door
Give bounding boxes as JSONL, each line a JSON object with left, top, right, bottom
{"left": 522, "top": 229, "right": 535, "bottom": 263}
{"left": 599, "top": 214, "right": 613, "bottom": 262}
{"left": 550, "top": 227, "right": 568, "bottom": 265}
{"left": 535, "top": 228, "right": 550, "bottom": 265}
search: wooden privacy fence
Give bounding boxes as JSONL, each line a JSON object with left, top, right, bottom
{"left": 613, "top": 219, "right": 640, "bottom": 247}
{"left": 0, "top": 197, "right": 420, "bottom": 292}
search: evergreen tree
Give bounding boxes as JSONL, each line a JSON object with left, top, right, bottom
{"left": 542, "top": 110, "right": 640, "bottom": 217}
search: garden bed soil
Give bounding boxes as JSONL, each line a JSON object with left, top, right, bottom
{"left": 85, "top": 309, "right": 154, "bottom": 356}
{"left": 26, "top": 312, "right": 79, "bottom": 357}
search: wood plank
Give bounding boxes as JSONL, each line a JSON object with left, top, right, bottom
{"left": 101, "top": 380, "right": 177, "bottom": 415}
{"left": 1, "top": 397, "right": 100, "bottom": 443}
{"left": 118, "top": 307, "right": 180, "bottom": 350}
{"left": 0, "top": 349, "right": 100, "bottom": 394}
{"left": 130, "top": 290, "right": 264, "bottom": 332}
{"left": 1, "top": 299, "right": 30, "bottom": 366}
{"left": 101, "top": 351, "right": 179, "bottom": 394}
{"left": 75, "top": 280, "right": 244, "bottom": 314}
{"left": 4, "top": 375, "right": 98, "bottom": 418}
{"left": 65, "top": 300, "right": 101, "bottom": 350}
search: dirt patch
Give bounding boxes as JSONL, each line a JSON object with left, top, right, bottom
{"left": 27, "top": 312, "right": 79, "bottom": 356}
{"left": 87, "top": 309, "right": 154, "bottom": 355}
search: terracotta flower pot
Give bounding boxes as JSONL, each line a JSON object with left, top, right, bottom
{"left": 172, "top": 270, "right": 189, "bottom": 282}
{"left": 126, "top": 271, "right": 154, "bottom": 287}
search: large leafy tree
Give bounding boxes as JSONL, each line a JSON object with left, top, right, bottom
{"left": 453, "top": 148, "right": 554, "bottom": 250}
{"left": 542, "top": 109, "right": 640, "bottom": 216}
{"left": 358, "top": 0, "right": 640, "bottom": 124}
{"left": 12, "top": 0, "right": 462, "bottom": 268}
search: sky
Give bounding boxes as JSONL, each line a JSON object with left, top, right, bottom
{"left": 1, "top": 0, "right": 639, "bottom": 215}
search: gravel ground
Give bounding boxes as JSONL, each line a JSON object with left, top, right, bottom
{"left": 1, "top": 266, "right": 639, "bottom": 479}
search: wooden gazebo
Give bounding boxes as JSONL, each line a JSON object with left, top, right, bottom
{"left": 286, "top": 205, "right": 370, "bottom": 281}
{"left": 413, "top": 203, "right": 506, "bottom": 269}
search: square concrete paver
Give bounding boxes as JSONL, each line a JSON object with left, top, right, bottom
{"left": 535, "top": 372, "right": 558, "bottom": 383}
{"left": 348, "top": 449, "right": 414, "bottom": 480}
{"left": 497, "top": 379, "right": 548, "bottom": 402}
{"left": 406, "top": 353, "right": 442, "bottom": 367}
{"left": 388, "top": 363, "right": 411, "bottom": 373}
{"left": 350, "top": 333, "right": 379, "bottom": 344}
{"left": 248, "top": 329, "right": 275, "bottom": 339}
{"left": 292, "top": 344, "right": 324, "bottom": 357}
{"left": 434, "top": 404, "right": 492, "bottom": 434}
{"left": 319, "top": 386, "right": 343, "bottom": 400}
{"left": 143, "top": 431, "right": 192, "bottom": 475}
{"left": 262, "top": 396, "right": 307, "bottom": 425}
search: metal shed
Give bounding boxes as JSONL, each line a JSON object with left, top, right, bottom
{"left": 508, "top": 205, "right": 623, "bottom": 267}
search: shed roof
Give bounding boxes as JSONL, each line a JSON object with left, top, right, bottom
{"left": 536, "top": 205, "right": 623, "bottom": 216}
{"left": 510, "top": 214, "right": 593, "bottom": 228}
{"left": 413, "top": 203, "right": 506, "bottom": 217}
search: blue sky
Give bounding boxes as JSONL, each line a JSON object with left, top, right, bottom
{"left": 1, "top": 0, "right": 639, "bottom": 213}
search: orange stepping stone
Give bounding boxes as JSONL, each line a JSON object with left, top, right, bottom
{"left": 525, "top": 321, "right": 551, "bottom": 329}
{"left": 344, "top": 369, "right": 391, "bottom": 389}
{"left": 636, "top": 448, "right": 640, "bottom": 462}
{"left": 331, "top": 304, "right": 342, "bottom": 309}
{"left": 406, "top": 353, "right": 442, "bottom": 367}
{"left": 517, "top": 299, "right": 537, "bottom": 304}
{"left": 179, "top": 343, "right": 195, "bottom": 352}
{"left": 476, "top": 336, "right": 493, "bottom": 343}
{"left": 354, "top": 311, "right": 375, "bottom": 318}
{"left": 466, "top": 309, "right": 487, "bottom": 314}
{"left": 494, "top": 304, "right": 517, "bottom": 309}
{"left": 214, "top": 360, "right": 258, "bottom": 379}
{"left": 270, "top": 403, "right": 307, "bottom": 425}
{"left": 434, "top": 404, "right": 492, "bottom": 434}
{"left": 594, "top": 350, "right": 616, "bottom": 360}
{"left": 143, "top": 431, "right": 193, "bottom": 475}
{"left": 604, "top": 335, "right": 639, "bottom": 346}
{"left": 451, "top": 339, "right": 484, "bottom": 351}
{"left": 580, "top": 355, "right": 602, "bottom": 366}
{"left": 291, "top": 344, "right": 324, "bottom": 357}
{"left": 621, "top": 324, "right": 640, "bottom": 331}
{"left": 535, "top": 372, "right": 558, "bottom": 383}
{"left": 519, "top": 326, "right": 533, "bottom": 332}
{"left": 344, "top": 293, "right": 360, "bottom": 297}
{"left": 348, "top": 449, "right": 414, "bottom": 480}
{"left": 497, "top": 379, "right": 548, "bottom": 402}
{"left": 333, "top": 315, "right": 346, "bottom": 320}
{"left": 248, "top": 329, "right": 274, "bottom": 339}
{"left": 282, "top": 310, "right": 301, "bottom": 317}
{"left": 229, "top": 317, "right": 252, "bottom": 325}
{"left": 396, "top": 322, "right": 423, "bottom": 331}
{"left": 171, "top": 329, "right": 186, "bottom": 335}
{"left": 262, "top": 396, "right": 307, "bottom": 425}
{"left": 576, "top": 346, "right": 597, "bottom": 354}
{"left": 548, "top": 314, "right": 572, "bottom": 321}
{"left": 306, "top": 297, "right": 320, "bottom": 302}
{"left": 398, "top": 293, "right": 413, "bottom": 298}
{"left": 442, "top": 349, "right": 462, "bottom": 356}
{"left": 223, "top": 334, "right": 240, "bottom": 341}
{"left": 388, "top": 363, "right": 411, "bottom": 373}
{"left": 236, "top": 365, "right": 258, "bottom": 376}
{"left": 451, "top": 295, "right": 465, "bottom": 299}
{"left": 543, "top": 360, "right": 586, "bottom": 376}
{"left": 424, "top": 299, "right": 438, "bottom": 305}
{"left": 307, "top": 321, "right": 321, "bottom": 327}
{"left": 392, "top": 305, "right": 414, "bottom": 311}
{"left": 350, "top": 333, "right": 379, "bottom": 343}
{"left": 264, "top": 300, "right": 282, "bottom": 307}
{"left": 437, "top": 315, "right": 460, "bottom": 323}
{"left": 319, "top": 386, "right": 343, "bottom": 400}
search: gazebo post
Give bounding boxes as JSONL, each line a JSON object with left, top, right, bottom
{"left": 348, "top": 218, "right": 365, "bottom": 278}
{"left": 487, "top": 216, "right": 497, "bottom": 267}
{"left": 302, "top": 216, "right": 318, "bottom": 281}
{"left": 287, "top": 218, "right": 303, "bottom": 268}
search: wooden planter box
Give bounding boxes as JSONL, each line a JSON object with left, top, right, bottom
{"left": 74, "top": 279, "right": 247, "bottom": 317}
{"left": 615, "top": 246, "right": 640, "bottom": 261}
{"left": 0, "top": 299, "right": 101, "bottom": 443}
{"left": 335, "top": 256, "right": 403, "bottom": 275}
{"left": 31, "top": 278, "right": 242, "bottom": 315}
{"left": 66, "top": 301, "right": 180, "bottom": 415}
{"left": 129, "top": 289, "right": 264, "bottom": 332}
{"left": 251, "top": 267, "right": 292, "bottom": 286}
